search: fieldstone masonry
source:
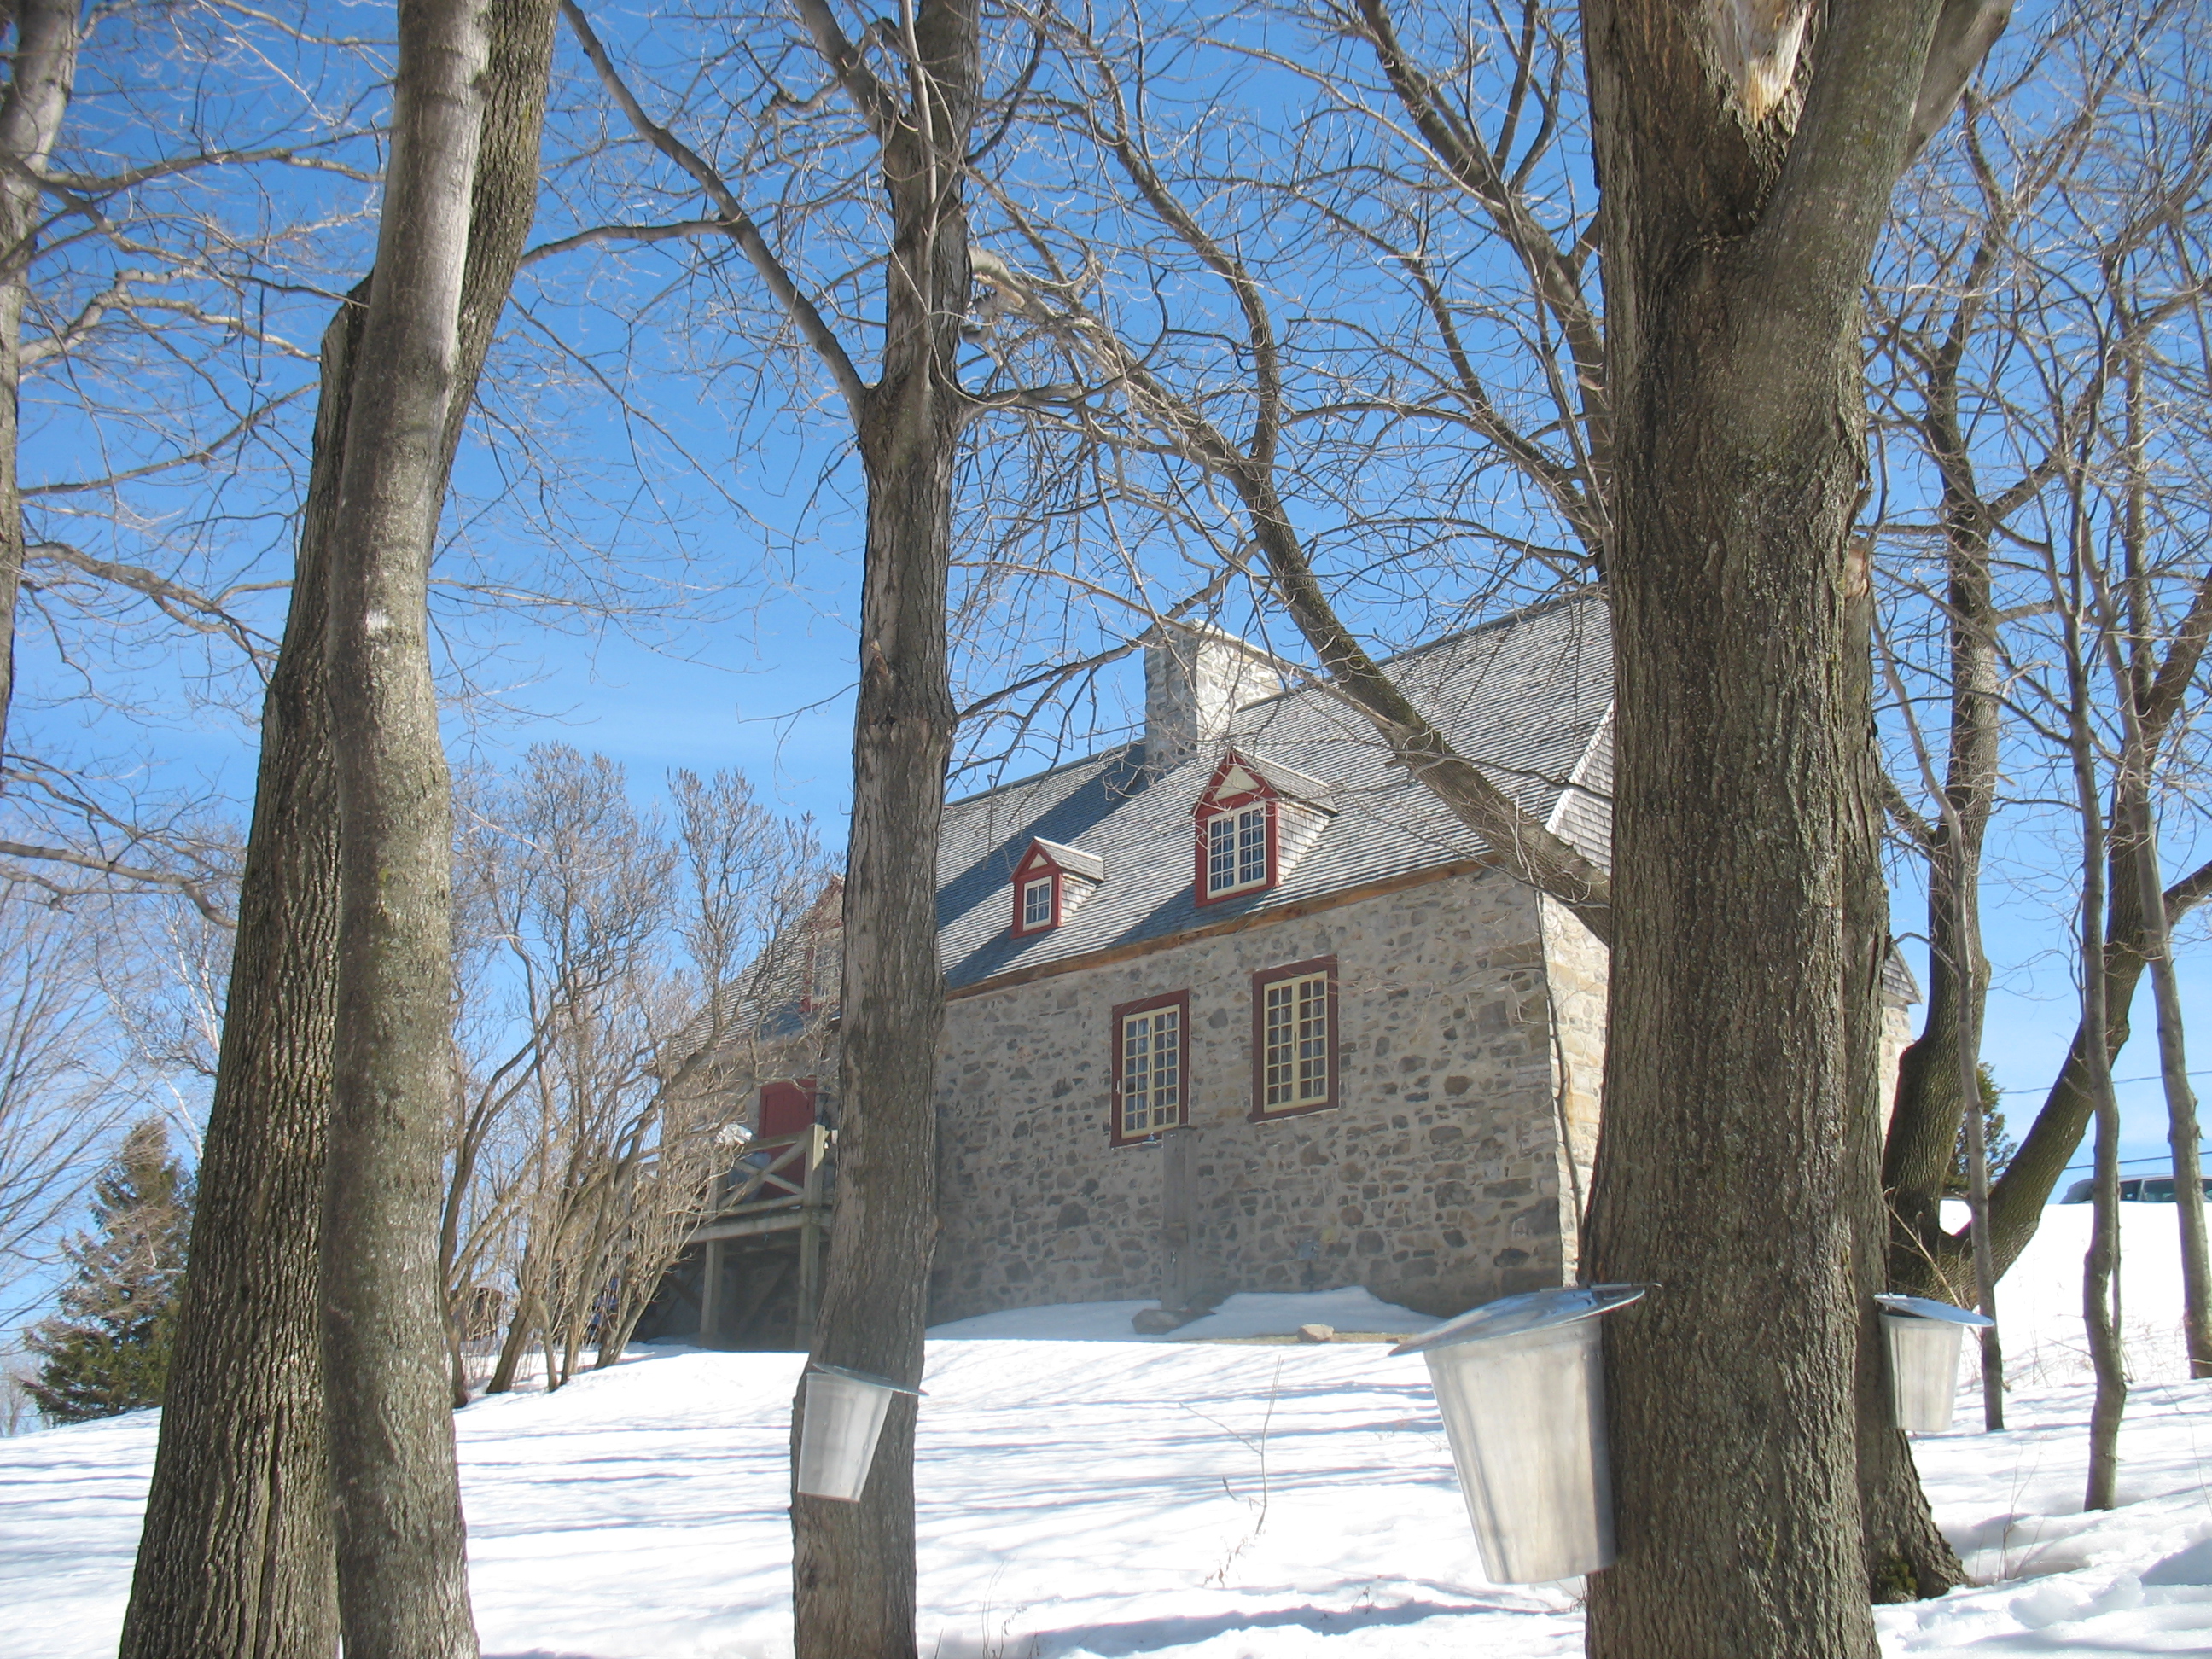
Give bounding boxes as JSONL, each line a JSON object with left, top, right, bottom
{"left": 930, "top": 863, "right": 1592, "bottom": 1322}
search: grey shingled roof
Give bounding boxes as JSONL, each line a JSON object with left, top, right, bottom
{"left": 1028, "top": 837, "right": 1106, "bottom": 882}
{"left": 937, "top": 589, "right": 1615, "bottom": 991}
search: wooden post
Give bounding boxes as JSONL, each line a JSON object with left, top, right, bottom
{"left": 699, "top": 1237, "right": 724, "bottom": 1348}
{"left": 795, "top": 1124, "right": 830, "bottom": 1350}
{"left": 795, "top": 1125, "right": 828, "bottom": 1342}
{"left": 1162, "top": 1126, "right": 1196, "bottom": 1313}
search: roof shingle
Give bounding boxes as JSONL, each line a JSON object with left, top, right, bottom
{"left": 937, "top": 590, "right": 1615, "bottom": 990}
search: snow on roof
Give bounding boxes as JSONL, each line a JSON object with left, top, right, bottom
{"left": 1025, "top": 837, "right": 1106, "bottom": 882}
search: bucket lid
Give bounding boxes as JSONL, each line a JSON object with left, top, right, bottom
{"left": 808, "top": 1362, "right": 927, "bottom": 1397}
{"left": 1874, "top": 1294, "right": 1995, "bottom": 1329}
{"left": 1389, "top": 1283, "right": 1652, "bottom": 1357}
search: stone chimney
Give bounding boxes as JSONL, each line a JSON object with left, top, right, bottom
{"left": 1142, "top": 622, "right": 1284, "bottom": 772}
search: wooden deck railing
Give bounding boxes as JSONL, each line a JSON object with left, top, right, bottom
{"left": 691, "top": 1123, "right": 834, "bottom": 1348}
{"left": 704, "top": 1123, "right": 834, "bottom": 1223}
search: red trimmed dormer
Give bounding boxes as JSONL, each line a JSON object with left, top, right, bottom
{"left": 1194, "top": 751, "right": 1278, "bottom": 904}
{"left": 1010, "top": 837, "right": 1105, "bottom": 937}
{"left": 1192, "top": 749, "right": 1336, "bottom": 905}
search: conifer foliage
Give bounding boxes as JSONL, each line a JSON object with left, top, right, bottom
{"left": 26, "top": 1121, "right": 193, "bottom": 1424}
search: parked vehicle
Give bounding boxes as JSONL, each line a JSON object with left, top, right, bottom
{"left": 2059, "top": 1175, "right": 2212, "bottom": 1203}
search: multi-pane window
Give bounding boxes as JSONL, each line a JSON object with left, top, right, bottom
{"left": 1021, "top": 876, "right": 1055, "bottom": 931}
{"left": 1114, "top": 994, "right": 1186, "bottom": 1141}
{"left": 1254, "top": 960, "right": 1335, "bottom": 1116}
{"left": 1204, "top": 805, "right": 1269, "bottom": 897}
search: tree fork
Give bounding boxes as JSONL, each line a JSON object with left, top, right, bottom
{"left": 123, "top": 0, "right": 556, "bottom": 1651}
{"left": 1579, "top": 0, "right": 1985, "bottom": 1650}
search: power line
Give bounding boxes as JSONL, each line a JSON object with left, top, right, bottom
{"left": 1994, "top": 1067, "right": 2212, "bottom": 1096}
{"left": 2055, "top": 1154, "right": 2197, "bottom": 1173}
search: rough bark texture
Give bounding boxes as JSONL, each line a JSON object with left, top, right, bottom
{"left": 787, "top": 6, "right": 974, "bottom": 1656}
{"left": 1846, "top": 576, "right": 1968, "bottom": 1602}
{"left": 117, "top": 293, "right": 362, "bottom": 1659}
{"left": 1578, "top": 1, "right": 1955, "bottom": 1651}
{"left": 2072, "top": 668, "right": 2124, "bottom": 1511}
{"left": 120, "top": 5, "right": 553, "bottom": 1647}
{"left": 1883, "top": 526, "right": 2000, "bottom": 1292}
{"left": 319, "top": 0, "right": 509, "bottom": 1651}
{"left": 0, "top": 0, "right": 79, "bottom": 756}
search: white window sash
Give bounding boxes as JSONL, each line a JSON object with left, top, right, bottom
{"left": 1261, "top": 972, "right": 1330, "bottom": 1109}
{"left": 1022, "top": 876, "right": 1054, "bottom": 928}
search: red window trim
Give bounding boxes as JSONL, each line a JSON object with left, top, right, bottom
{"left": 1249, "top": 956, "right": 1339, "bottom": 1121}
{"left": 1011, "top": 868, "right": 1062, "bottom": 936}
{"left": 1109, "top": 988, "right": 1191, "bottom": 1146}
{"left": 1193, "top": 751, "right": 1282, "bottom": 906}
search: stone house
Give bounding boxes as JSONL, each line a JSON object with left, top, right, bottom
{"left": 924, "top": 591, "right": 1618, "bottom": 1325}
{"left": 684, "top": 588, "right": 1915, "bottom": 1341}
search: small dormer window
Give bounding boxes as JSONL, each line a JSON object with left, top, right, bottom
{"left": 1205, "top": 803, "right": 1270, "bottom": 896}
{"left": 1020, "top": 875, "right": 1056, "bottom": 932}
{"left": 1193, "top": 749, "right": 1336, "bottom": 906}
{"left": 1010, "top": 837, "right": 1104, "bottom": 938}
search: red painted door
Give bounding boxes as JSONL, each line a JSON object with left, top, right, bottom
{"left": 758, "top": 1078, "right": 818, "bottom": 1138}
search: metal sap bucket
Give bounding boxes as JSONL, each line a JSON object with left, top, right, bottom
{"left": 794, "top": 1363, "right": 923, "bottom": 1502}
{"left": 1392, "top": 1284, "right": 1650, "bottom": 1583}
{"left": 1873, "top": 1294, "right": 1994, "bottom": 1434}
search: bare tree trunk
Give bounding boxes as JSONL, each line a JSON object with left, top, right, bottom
{"left": 786, "top": 6, "right": 973, "bottom": 1654}
{"left": 1884, "top": 543, "right": 2001, "bottom": 1291}
{"left": 1962, "top": 1054, "right": 2005, "bottom": 1426}
{"left": 124, "top": 3, "right": 555, "bottom": 1646}
{"left": 318, "top": 0, "right": 515, "bottom": 1647}
{"left": 2075, "top": 718, "right": 2125, "bottom": 1510}
{"left": 2124, "top": 797, "right": 2212, "bottom": 1374}
{"left": 486, "top": 1282, "right": 540, "bottom": 1395}
{"left": 2048, "top": 453, "right": 2128, "bottom": 1511}
{"left": 0, "top": 0, "right": 79, "bottom": 759}
{"left": 1847, "top": 567, "right": 1967, "bottom": 1601}
{"left": 1576, "top": 0, "right": 1992, "bottom": 1650}
{"left": 119, "top": 291, "right": 362, "bottom": 1659}
{"left": 2107, "top": 349, "right": 2212, "bottom": 1381}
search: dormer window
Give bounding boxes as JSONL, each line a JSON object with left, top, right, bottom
{"left": 1206, "top": 802, "right": 1271, "bottom": 896}
{"left": 1193, "top": 751, "right": 1333, "bottom": 905}
{"left": 1020, "top": 875, "right": 1056, "bottom": 931}
{"left": 1010, "top": 837, "right": 1105, "bottom": 938}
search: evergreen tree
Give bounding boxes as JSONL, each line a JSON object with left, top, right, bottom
{"left": 26, "top": 1120, "right": 193, "bottom": 1423}
{"left": 1946, "top": 1062, "right": 2019, "bottom": 1196}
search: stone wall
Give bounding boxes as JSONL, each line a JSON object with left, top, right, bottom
{"left": 1537, "top": 895, "right": 1607, "bottom": 1277}
{"left": 930, "top": 864, "right": 1572, "bottom": 1324}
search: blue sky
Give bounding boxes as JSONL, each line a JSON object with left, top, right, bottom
{"left": 9, "top": 0, "right": 2204, "bottom": 1224}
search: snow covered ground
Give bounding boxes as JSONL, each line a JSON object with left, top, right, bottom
{"left": 3, "top": 1210, "right": 2209, "bottom": 1658}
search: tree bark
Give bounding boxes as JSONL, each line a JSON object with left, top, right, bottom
{"left": 117, "top": 289, "right": 363, "bottom": 1659}
{"left": 1578, "top": 1, "right": 1965, "bottom": 1651}
{"left": 0, "top": 0, "right": 80, "bottom": 758}
{"left": 2126, "top": 798, "right": 2212, "bottom": 1376}
{"left": 1891, "top": 849, "right": 2212, "bottom": 1295}
{"left": 121, "top": 4, "right": 555, "bottom": 1647}
{"left": 318, "top": 0, "right": 554, "bottom": 1649}
{"left": 2110, "top": 347, "right": 2212, "bottom": 1380}
{"left": 1883, "top": 515, "right": 2000, "bottom": 1290}
{"left": 2069, "top": 637, "right": 2124, "bottom": 1511}
{"left": 788, "top": 6, "right": 973, "bottom": 1656}
{"left": 1846, "top": 568, "right": 1967, "bottom": 1601}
